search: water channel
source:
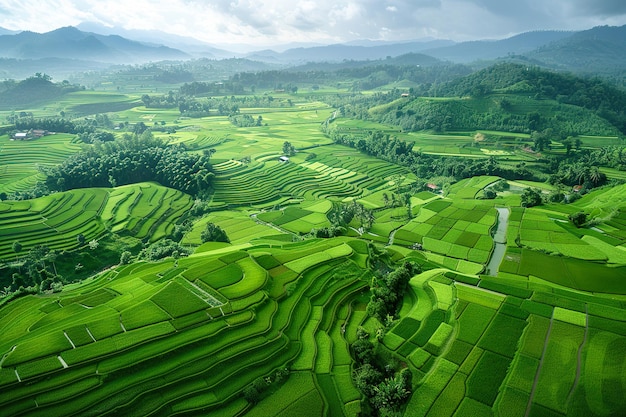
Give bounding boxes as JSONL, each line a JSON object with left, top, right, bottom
{"left": 486, "top": 207, "right": 509, "bottom": 276}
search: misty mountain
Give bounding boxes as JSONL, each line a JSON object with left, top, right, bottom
{"left": 0, "top": 26, "right": 190, "bottom": 64}
{"left": 0, "top": 27, "right": 19, "bottom": 36}
{"left": 244, "top": 40, "right": 457, "bottom": 64}
{"left": 526, "top": 25, "right": 626, "bottom": 75}
{"left": 75, "top": 22, "right": 235, "bottom": 59}
{"left": 422, "top": 30, "right": 574, "bottom": 63}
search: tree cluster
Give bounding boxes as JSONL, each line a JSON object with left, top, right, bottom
{"left": 200, "top": 223, "right": 230, "bottom": 243}
{"left": 323, "top": 126, "right": 539, "bottom": 183}
{"left": 45, "top": 131, "right": 215, "bottom": 196}
{"left": 229, "top": 113, "right": 262, "bottom": 127}
{"left": 138, "top": 239, "right": 191, "bottom": 261}
{"left": 242, "top": 367, "right": 290, "bottom": 404}
{"left": 437, "top": 63, "right": 626, "bottom": 134}
{"left": 351, "top": 327, "right": 413, "bottom": 416}
{"left": 366, "top": 262, "right": 416, "bottom": 323}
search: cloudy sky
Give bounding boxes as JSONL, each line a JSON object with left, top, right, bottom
{"left": 0, "top": 0, "right": 625, "bottom": 47}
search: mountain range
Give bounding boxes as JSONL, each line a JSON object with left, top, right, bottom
{"left": 0, "top": 26, "right": 189, "bottom": 63}
{"left": 0, "top": 24, "right": 624, "bottom": 80}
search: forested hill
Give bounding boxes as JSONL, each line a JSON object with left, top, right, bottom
{"left": 437, "top": 63, "right": 626, "bottom": 132}
{"left": 527, "top": 25, "right": 626, "bottom": 76}
{"left": 362, "top": 63, "right": 626, "bottom": 136}
{"left": 0, "top": 75, "right": 82, "bottom": 109}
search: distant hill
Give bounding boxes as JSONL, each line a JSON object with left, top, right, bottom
{"left": 526, "top": 25, "right": 626, "bottom": 74}
{"left": 0, "top": 57, "right": 110, "bottom": 81}
{"left": 245, "top": 40, "right": 455, "bottom": 64}
{"left": 0, "top": 26, "right": 190, "bottom": 64}
{"left": 0, "top": 27, "right": 19, "bottom": 36}
{"left": 75, "top": 22, "right": 235, "bottom": 59}
{"left": 422, "top": 30, "right": 574, "bottom": 63}
{"left": 0, "top": 75, "right": 82, "bottom": 109}
{"left": 368, "top": 63, "right": 626, "bottom": 136}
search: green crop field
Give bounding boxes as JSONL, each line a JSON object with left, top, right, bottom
{"left": 0, "top": 133, "right": 82, "bottom": 193}
{"left": 0, "top": 77, "right": 625, "bottom": 417}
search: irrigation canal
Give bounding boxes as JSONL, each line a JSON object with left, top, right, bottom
{"left": 486, "top": 207, "right": 509, "bottom": 276}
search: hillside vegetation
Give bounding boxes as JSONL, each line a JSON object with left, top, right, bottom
{"left": 359, "top": 63, "right": 626, "bottom": 137}
{"left": 0, "top": 75, "right": 83, "bottom": 109}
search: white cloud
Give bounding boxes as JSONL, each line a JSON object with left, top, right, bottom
{"left": 0, "top": 0, "right": 624, "bottom": 46}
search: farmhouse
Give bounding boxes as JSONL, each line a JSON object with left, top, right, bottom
{"left": 279, "top": 156, "right": 290, "bottom": 163}
{"left": 11, "top": 129, "right": 50, "bottom": 140}
{"left": 401, "top": 93, "right": 410, "bottom": 97}
{"left": 426, "top": 183, "right": 439, "bottom": 192}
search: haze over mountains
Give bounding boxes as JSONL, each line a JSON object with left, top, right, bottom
{"left": 0, "top": 24, "right": 624, "bottom": 80}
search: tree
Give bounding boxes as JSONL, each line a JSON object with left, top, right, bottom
{"left": 120, "top": 251, "right": 133, "bottom": 265}
{"left": 521, "top": 188, "right": 543, "bottom": 208}
{"left": 282, "top": 141, "right": 296, "bottom": 156}
{"left": 352, "top": 335, "right": 375, "bottom": 365}
{"left": 483, "top": 189, "right": 497, "bottom": 199}
{"left": 12, "top": 241, "right": 22, "bottom": 261}
{"left": 353, "top": 364, "right": 383, "bottom": 398}
{"left": 531, "top": 130, "right": 550, "bottom": 151}
{"left": 371, "top": 373, "right": 412, "bottom": 413}
{"left": 201, "top": 223, "right": 230, "bottom": 243}
{"left": 382, "top": 192, "right": 389, "bottom": 208}
{"left": 569, "top": 211, "right": 588, "bottom": 228}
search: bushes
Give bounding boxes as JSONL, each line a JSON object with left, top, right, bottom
{"left": 201, "top": 223, "right": 230, "bottom": 243}
{"left": 138, "top": 239, "right": 190, "bottom": 261}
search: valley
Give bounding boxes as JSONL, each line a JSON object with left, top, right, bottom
{"left": 0, "top": 49, "right": 625, "bottom": 417}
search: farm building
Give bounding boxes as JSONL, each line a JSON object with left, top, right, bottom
{"left": 279, "top": 156, "right": 290, "bottom": 163}
{"left": 11, "top": 129, "right": 49, "bottom": 140}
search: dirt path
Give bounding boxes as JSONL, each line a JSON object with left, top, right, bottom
{"left": 250, "top": 213, "right": 297, "bottom": 238}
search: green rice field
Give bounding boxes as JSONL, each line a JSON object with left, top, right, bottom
{"left": 0, "top": 91, "right": 625, "bottom": 417}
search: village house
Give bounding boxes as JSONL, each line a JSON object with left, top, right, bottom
{"left": 426, "top": 183, "right": 440, "bottom": 192}
{"left": 11, "top": 129, "right": 49, "bottom": 140}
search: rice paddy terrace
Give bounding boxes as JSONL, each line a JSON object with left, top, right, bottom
{"left": 0, "top": 183, "right": 192, "bottom": 258}
{"left": 0, "top": 238, "right": 370, "bottom": 416}
{"left": 0, "top": 94, "right": 625, "bottom": 416}
{"left": 1, "top": 236, "right": 624, "bottom": 416}
{"left": 0, "top": 133, "right": 81, "bottom": 194}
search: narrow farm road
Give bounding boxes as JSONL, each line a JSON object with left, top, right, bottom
{"left": 250, "top": 213, "right": 298, "bottom": 238}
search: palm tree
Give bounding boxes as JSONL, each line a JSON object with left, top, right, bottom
{"left": 589, "top": 166, "right": 604, "bottom": 186}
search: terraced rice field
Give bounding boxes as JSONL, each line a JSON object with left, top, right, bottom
{"left": 0, "top": 134, "right": 82, "bottom": 193}
{"left": 0, "top": 237, "right": 370, "bottom": 416}
{"left": 0, "top": 183, "right": 192, "bottom": 258}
